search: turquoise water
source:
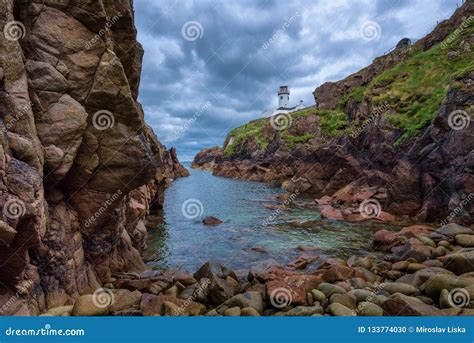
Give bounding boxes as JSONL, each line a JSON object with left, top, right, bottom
{"left": 145, "top": 163, "right": 400, "bottom": 272}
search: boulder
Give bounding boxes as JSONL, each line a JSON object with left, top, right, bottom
{"left": 220, "top": 292, "right": 263, "bottom": 314}
{"left": 392, "top": 238, "right": 433, "bottom": 262}
{"left": 329, "top": 293, "right": 357, "bottom": 309}
{"left": 194, "top": 261, "right": 237, "bottom": 281}
{"left": 202, "top": 216, "right": 223, "bottom": 226}
{"left": 317, "top": 283, "right": 347, "bottom": 297}
{"left": 357, "top": 302, "right": 384, "bottom": 316}
{"left": 424, "top": 274, "right": 474, "bottom": 299}
{"left": 455, "top": 234, "right": 474, "bottom": 247}
{"left": 72, "top": 295, "right": 109, "bottom": 316}
{"left": 285, "top": 305, "right": 324, "bottom": 316}
{"left": 322, "top": 265, "right": 354, "bottom": 282}
{"left": 241, "top": 307, "right": 260, "bottom": 316}
{"left": 441, "top": 250, "right": 474, "bottom": 275}
{"left": 140, "top": 294, "right": 206, "bottom": 316}
{"left": 348, "top": 289, "right": 374, "bottom": 303}
{"left": 381, "top": 282, "right": 419, "bottom": 296}
{"left": 320, "top": 205, "right": 343, "bottom": 220}
{"left": 223, "top": 306, "right": 241, "bottom": 316}
{"left": 207, "top": 277, "right": 235, "bottom": 305}
{"left": 327, "top": 302, "right": 356, "bottom": 316}
{"left": 266, "top": 274, "right": 323, "bottom": 305}
{"left": 110, "top": 289, "right": 142, "bottom": 312}
{"left": 383, "top": 293, "right": 443, "bottom": 316}
{"left": 430, "top": 223, "right": 473, "bottom": 242}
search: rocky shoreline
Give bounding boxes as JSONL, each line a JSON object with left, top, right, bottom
{"left": 37, "top": 222, "right": 474, "bottom": 316}
{"left": 191, "top": 2, "right": 473, "bottom": 225}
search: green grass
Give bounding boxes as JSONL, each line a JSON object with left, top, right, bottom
{"left": 224, "top": 108, "right": 348, "bottom": 157}
{"left": 339, "top": 18, "right": 474, "bottom": 143}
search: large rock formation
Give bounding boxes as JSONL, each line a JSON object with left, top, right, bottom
{"left": 0, "top": 0, "right": 187, "bottom": 315}
{"left": 193, "top": 2, "right": 473, "bottom": 225}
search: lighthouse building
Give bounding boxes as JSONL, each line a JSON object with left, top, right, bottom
{"left": 263, "top": 86, "right": 306, "bottom": 117}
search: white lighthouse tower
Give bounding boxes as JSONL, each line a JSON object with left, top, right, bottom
{"left": 278, "top": 86, "right": 290, "bottom": 109}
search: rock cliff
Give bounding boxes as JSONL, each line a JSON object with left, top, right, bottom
{"left": 193, "top": 2, "right": 473, "bottom": 225}
{"left": 0, "top": 0, "right": 187, "bottom": 315}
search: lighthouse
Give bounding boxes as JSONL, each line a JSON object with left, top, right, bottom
{"left": 278, "top": 86, "right": 290, "bottom": 109}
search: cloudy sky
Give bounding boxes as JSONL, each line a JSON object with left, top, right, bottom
{"left": 134, "top": 0, "right": 460, "bottom": 161}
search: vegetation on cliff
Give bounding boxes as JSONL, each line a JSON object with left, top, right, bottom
{"left": 223, "top": 12, "right": 473, "bottom": 157}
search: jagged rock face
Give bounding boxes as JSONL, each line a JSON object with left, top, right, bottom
{"left": 195, "top": 2, "right": 473, "bottom": 225}
{"left": 0, "top": 0, "right": 187, "bottom": 315}
{"left": 191, "top": 146, "right": 223, "bottom": 171}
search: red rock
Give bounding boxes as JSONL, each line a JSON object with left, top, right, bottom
{"left": 140, "top": 294, "right": 206, "bottom": 316}
{"left": 321, "top": 265, "right": 355, "bottom": 283}
{"left": 265, "top": 274, "right": 323, "bottom": 306}
{"left": 373, "top": 230, "right": 397, "bottom": 251}
{"left": 202, "top": 216, "right": 223, "bottom": 226}
{"left": 315, "top": 195, "right": 332, "bottom": 205}
{"left": 398, "top": 225, "right": 433, "bottom": 238}
{"left": 319, "top": 205, "right": 344, "bottom": 220}
{"left": 288, "top": 254, "right": 320, "bottom": 270}
{"left": 391, "top": 238, "right": 433, "bottom": 262}
{"left": 375, "top": 211, "right": 397, "bottom": 222}
{"left": 382, "top": 294, "right": 443, "bottom": 316}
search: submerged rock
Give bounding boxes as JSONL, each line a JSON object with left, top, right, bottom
{"left": 202, "top": 216, "right": 224, "bottom": 226}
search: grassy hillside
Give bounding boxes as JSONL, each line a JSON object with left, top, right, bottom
{"left": 224, "top": 16, "right": 473, "bottom": 156}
